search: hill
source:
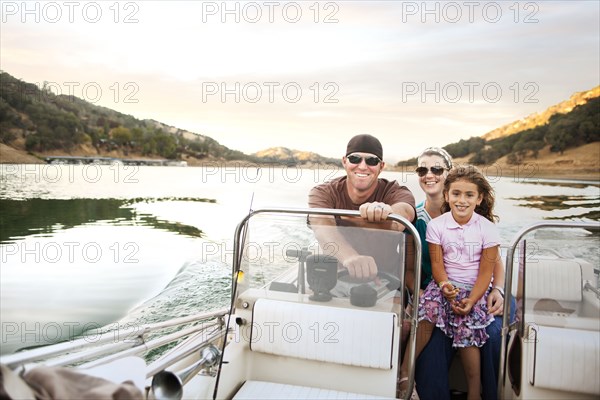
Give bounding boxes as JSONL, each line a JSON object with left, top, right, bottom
{"left": 450, "top": 142, "right": 599, "bottom": 181}
{"left": 252, "top": 147, "right": 340, "bottom": 166}
{"left": 396, "top": 86, "right": 599, "bottom": 181}
{"left": 0, "top": 71, "right": 338, "bottom": 167}
{"left": 482, "top": 86, "right": 600, "bottom": 141}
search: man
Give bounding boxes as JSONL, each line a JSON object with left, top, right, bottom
{"left": 308, "top": 134, "right": 416, "bottom": 280}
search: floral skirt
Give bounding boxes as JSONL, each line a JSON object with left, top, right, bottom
{"left": 418, "top": 280, "right": 494, "bottom": 348}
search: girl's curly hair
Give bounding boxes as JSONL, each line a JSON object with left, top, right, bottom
{"left": 441, "top": 165, "right": 498, "bottom": 222}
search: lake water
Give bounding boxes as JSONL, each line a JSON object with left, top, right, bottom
{"left": 1, "top": 163, "right": 599, "bottom": 354}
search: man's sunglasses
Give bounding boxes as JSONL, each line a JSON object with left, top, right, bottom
{"left": 416, "top": 166, "right": 447, "bottom": 177}
{"left": 347, "top": 155, "right": 381, "bottom": 166}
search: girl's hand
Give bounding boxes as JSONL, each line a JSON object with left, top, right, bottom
{"left": 441, "top": 282, "right": 459, "bottom": 300}
{"left": 452, "top": 297, "right": 474, "bottom": 315}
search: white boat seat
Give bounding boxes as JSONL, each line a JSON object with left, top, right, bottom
{"left": 526, "top": 259, "right": 582, "bottom": 302}
{"left": 529, "top": 325, "right": 600, "bottom": 395}
{"left": 233, "top": 380, "right": 393, "bottom": 399}
{"left": 249, "top": 299, "right": 396, "bottom": 369}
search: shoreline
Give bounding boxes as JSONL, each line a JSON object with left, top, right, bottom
{"left": 2, "top": 143, "right": 598, "bottom": 184}
{"left": 1, "top": 162, "right": 598, "bottom": 184}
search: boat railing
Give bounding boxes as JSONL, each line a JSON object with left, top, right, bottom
{"left": 231, "top": 207, "right": 422, "bottom": 296}
{"left": 0, "top": 308, "right": 229, "bottom": 373}
{"left": 498, "top": 220, "right": 600, "bottom": 400}
{"left": 145, "top": 324, "right": 226, "bottom": 379}
{"left": 584, "top": 281, "right": 600, "bottom": 298}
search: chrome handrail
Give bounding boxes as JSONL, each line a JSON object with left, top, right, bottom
{"left": 80, "top": 321, "right": 224, "bottom": 371}
{"left": 1, "top": 308, "right": 228, "bottom": 369}
{"left": 146, "top": 329, "right": 227, "bottom": 379}
{"left": 498, "top": 220, "right": 599, "bottom": 400}
{"left": 584, "top": 281, "right": 600, "bottom": 298}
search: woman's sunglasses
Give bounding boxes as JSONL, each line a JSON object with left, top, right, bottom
{"left": 347, "top": 155, "right": 381, "bottom": 166}
{"left": 416, "top": 166, "right": 447, "bottom": 177}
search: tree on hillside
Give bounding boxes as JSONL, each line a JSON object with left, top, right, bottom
{"left": 86, "top": 127, "right": 103, "bottom": 148}
{"left": 513, "top": 134, "right": 546, "bottom": 158}
{"left": 578, "top": 120, "right": 595, "bottom": 142}
{"left": 111, "top": 126, "right": 132, "bottom": 146}
{"left": 0, "top": 98, "right": 19, "bottom": 143}
{"left": 154, "top": 132, "right": 177, "bottom": 159}
{"left": 445, "top": 137, "right": 485, "bottom": 158}
{"left": 469, "top": 147, "right": 501, "bottom": 165}
{"left": 187, "top": 137, "right": 209, "bottom": 154}
{"left": 546, "top": 118, "right": 576, "bottom": 154}
{"left": 396, "top": 157, "right": 417, "bottom": 167}
{"left": 129, "top": 127, "right": 144, "bottom": 152}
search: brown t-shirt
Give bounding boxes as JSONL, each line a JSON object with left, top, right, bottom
{"left": 308, "top": 176, "right": 416, "bottom": 276}
{"left": 308, "top": 176, "right": 416, "bottom": 215}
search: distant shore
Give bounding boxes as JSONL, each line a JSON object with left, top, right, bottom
{"left": 2, "top": 142, "right": 598, "bottom": 183}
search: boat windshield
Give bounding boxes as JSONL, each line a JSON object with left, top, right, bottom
{"left": 232, "top": 209, "right": 417, "bottom": 315}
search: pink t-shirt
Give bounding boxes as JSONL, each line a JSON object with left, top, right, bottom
{"left": 426, "top": 211, "right": 500, "bottom": 285}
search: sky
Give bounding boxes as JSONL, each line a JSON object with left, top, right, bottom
{"left": 1, "top": 1, "right": 599, "bottom": 163}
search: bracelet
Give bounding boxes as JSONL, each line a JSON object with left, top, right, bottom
{"left": 492, "top": 285, "right": 505, "bottom": 297}
{"left": 438, "top": 280, "right": 449, "bottom": 289}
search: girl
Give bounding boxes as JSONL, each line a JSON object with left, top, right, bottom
{"left": 400, "top": 165, "right": 501, "bottom": 400}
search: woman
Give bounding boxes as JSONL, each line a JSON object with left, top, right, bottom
{"left": 406, "top": 147, "right": 506, "bottom": 400}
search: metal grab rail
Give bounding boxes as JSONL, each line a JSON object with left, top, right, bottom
{"left": 584, "top": 281, "right": 600, "bottom": 298}
{"left": 81, "top": 320, "right": 225, "bottom": 371}
{"left": 224, "top": 207, "right": 422, "bottom": 400}
{"left": 146, "top": 328, "right": 227, "bottom": 379}
{"left": 1, "top": 308, "right": 228, "bottom": 369}
{"left": 497, "top": 221, "right": 600, "bottom": 400}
